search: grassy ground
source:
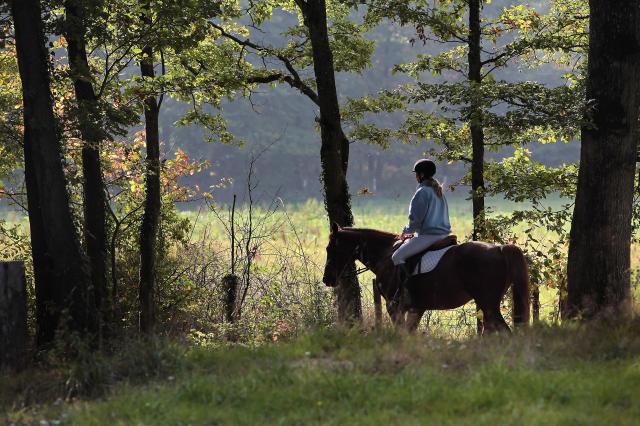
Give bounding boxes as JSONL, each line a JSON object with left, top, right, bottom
{"left": 3, "top": 196, "right": 640, "bottom": 425}
{"left": 4, "top": 320, "right": 640, "bottom": 425}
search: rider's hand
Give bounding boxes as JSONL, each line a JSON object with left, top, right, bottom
{"left": 401, "top": 233, "right": 414, "bottom": 240}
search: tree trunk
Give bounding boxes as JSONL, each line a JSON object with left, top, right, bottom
{"left": 565, "top": 0, "right": 639, "bottom": 319}
{"left": 138, "top": 5, "right": 161, "bottom": 333}
{"left": 12, "top": 0, "right": 93, "bottom": 347}
{"left": 468, "top": 0, "right": 485, "bottom": 242}
{"left": 302, "top": 0, "right": 362, "bottom": 322}
{"left": 532, "top": 285, "right": 540, "bottom": 322}
{"left": 468, "top": 0, "right": 486, "bottom": 335}
{"left": 64, "top": 0, "right": 108, "bottom": 335}
{"left": 0, "top": 262, "right": 27, "bottom": 371}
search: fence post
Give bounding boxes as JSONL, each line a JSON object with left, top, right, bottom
{"left": 223, "top": 274, "right": 238, "bottom": 323}
{"left": 373, "top": 278, "right": 382, "bottom": 328}
{"left": 532, "top": 285, "right": 540, "bottom": 322}
{"left": 0, "top": 261, "right": 27, "bottom": 371}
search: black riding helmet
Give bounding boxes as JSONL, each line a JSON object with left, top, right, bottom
{"left": 412, "top": 158, "right": 436, "bottom": 178}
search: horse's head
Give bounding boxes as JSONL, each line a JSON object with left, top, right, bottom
{"left": 322, "top": 222, "right": 357, "bottom": 287}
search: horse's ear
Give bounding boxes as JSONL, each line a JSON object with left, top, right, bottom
{"left": 331, "top": 222, "right": 341, "bottom": 234}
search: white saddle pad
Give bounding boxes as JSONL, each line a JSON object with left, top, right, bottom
{"left": 412, "top": 245, "right": 455, "bottom": 275}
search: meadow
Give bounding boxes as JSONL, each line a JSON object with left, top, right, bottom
{"left": 2, "top": 193, "right": 637, "bottom": 336}
{"left": 2, "top": 193, "right": 634, "bottom": 337}
{"left": 177, "top": 194, "right": 580, "bottom": 337}
{"left": 3, "top": 195, "right": 640, "bottom": 425}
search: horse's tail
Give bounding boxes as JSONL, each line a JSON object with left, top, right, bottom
{"left": 501, "top": 244, "right": 530, "bottom": 326}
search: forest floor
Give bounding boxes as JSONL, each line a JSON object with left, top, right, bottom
{"left": 3, "top": 319, "right": 640, "bottom": 425}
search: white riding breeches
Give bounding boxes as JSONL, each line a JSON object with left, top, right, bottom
{"left": 391, "top": 234, "right": 450, "bottom": 266}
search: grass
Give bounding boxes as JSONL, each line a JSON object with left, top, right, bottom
{"left": 2, "top": 196, "right": 640, "bottom": 424}
{"left": 4, "top": 320, "right": 640, "bottom": 425}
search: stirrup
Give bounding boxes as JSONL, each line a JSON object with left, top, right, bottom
{"left": 389, "top": 287, "right": 414, "bottom": 311}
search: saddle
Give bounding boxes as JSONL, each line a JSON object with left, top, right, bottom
{"left": 402, "top": 235, "right": 458, "bottom": 275}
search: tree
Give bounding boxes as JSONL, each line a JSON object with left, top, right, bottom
{"left": 86, "top": 0, "right": 248, "bottom": 332}
{"left": 137, "top": 0, "right": 161, "bottom": 333}
{"left": 351, "top": 0, "right": 584, "bottom": 237}
{"left": 64, "top": 0, "right": 109, "bottom": 334}
{"left": 209, "top": 0, "right": 375, "bottom": 321}
{"left": 11, "top": 0, "right": 93, "bottom": 346}
{"left": 296, "top": 0, "right": 362, "bottom": 321}
{"left": 565, "top": 0, "right": 640, "bottom": 319}
{"left": 467, "top": 0, "right": 483, "bottom": 241}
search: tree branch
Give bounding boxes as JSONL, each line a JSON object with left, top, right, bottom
{"left": 246, "top": 73, "right": 282, "bottom": 84}
{"left": 208, "top": 21, "right": 319, "bottom": 106}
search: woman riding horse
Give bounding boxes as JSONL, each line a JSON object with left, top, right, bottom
{"left": 392, "top": 159, "right": 452, "bottom": 307}
{"left": 323, "top": 225, "right": 529, "bottom": 333}
{"left": 322, "top": 160, "right": 530, "bottom": 333}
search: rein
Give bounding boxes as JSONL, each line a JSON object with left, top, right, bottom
{"left": 335, "top": 243, "right": 372, "bottom": 280}
{"left": 336, "top": 262, "right": 370, "bottom": 279}
{"left": 352, "top": 243, "right": 371, "bottom": 276}
{"left": 354, "top": 266, "right": 370, "bottom": 276}
{"left": 330, "top": 231, "right": 400, "bottom": 299}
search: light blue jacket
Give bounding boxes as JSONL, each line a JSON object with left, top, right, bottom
{"left": 402, "top": 182, "right": 451, "bottom": 235}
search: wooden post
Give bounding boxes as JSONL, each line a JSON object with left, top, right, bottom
{"left": 223, "top": 274, "right": 238, "bottom": 323}
{"left": 532, "top": 285, "right": 540, "bottom": 322}
{"left": 0, "top": 261, "right": 27, "bottom": 371}
{"left": 373, "top": 278, "right": 382, "bottom": 328}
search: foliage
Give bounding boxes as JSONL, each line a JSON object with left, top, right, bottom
{"left": 346, "top": 0, "right": 586, "bottom": 154}
{"left": 341, "top": 0, "right": 590, "bottom": 302}
{"left": 0, "top": 46, "right": 22, "bottom": 186}
{"left": 101, "top": 131, "right": 209, "bottom": 331}
{"left": 206, "top": 0, "right": 376, "bottom": 109}
{"left": 3, "top": 0, "right": 638, "bottom": 366}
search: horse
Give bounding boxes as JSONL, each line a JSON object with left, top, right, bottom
{"left": 322, "top": 223, "right": 530, "bottom": 333}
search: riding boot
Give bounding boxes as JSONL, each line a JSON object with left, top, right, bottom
{"left": 399, "top": 263, "right": 416, "bottom": 307}
{"left": 390, "top": 263, "right": 412, "bottom": 310}
{"left": 398, "top": 263, "right": 411, "bottom": 283}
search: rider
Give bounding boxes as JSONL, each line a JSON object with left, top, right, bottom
{"left": 391, "top": 159, "right": 451, "bottom": 302}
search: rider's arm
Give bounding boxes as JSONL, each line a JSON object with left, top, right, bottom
{"left": 402, "top": 188, "right": 429, "bottom": 234}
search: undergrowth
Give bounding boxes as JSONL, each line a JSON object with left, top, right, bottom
{"left": 3, "top": 317, "right": 640, "bottom": 425}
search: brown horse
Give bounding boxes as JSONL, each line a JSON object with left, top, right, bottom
{"left": 322, "top": 223, "right": 530, "bottom": 333}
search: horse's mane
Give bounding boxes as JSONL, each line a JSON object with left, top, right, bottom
{"left": 340, "top": 227, "right": 399, "bottom": 242}
{"left": 339, "top": 227, "right": 399, "bottom": 264}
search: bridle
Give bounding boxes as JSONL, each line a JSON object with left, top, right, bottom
{"left": 356, "top": 238, "right": 404, "bottom": 304}
{"left": 329, "top": 233, "right": 403, "bottom": 309}
{"left": 333, "top": 242, "right": 370, "bottom": 281}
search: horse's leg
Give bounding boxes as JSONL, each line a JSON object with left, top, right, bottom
{"left": 472, "top": 277, "right": 506, "bottom": 336}
{"left": 395, "top": 312, "right": 408, "bottom": 329}
{"left": 386, "top": 301, "right": 406, "bottom": 328}
{"left": 405, "top": 308, "right": 426, "bottom": 332}
{"left": 494, "top": 308, "right": 511, "bottom": 333}
{"left": 472, "top": 300, "right": 489, "bottom": 335}
{"left": 481, "top": 307, "right": 510, "bottom": 334}
{"left": 480, "top": 311, "right": 494, "bottom": 335}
